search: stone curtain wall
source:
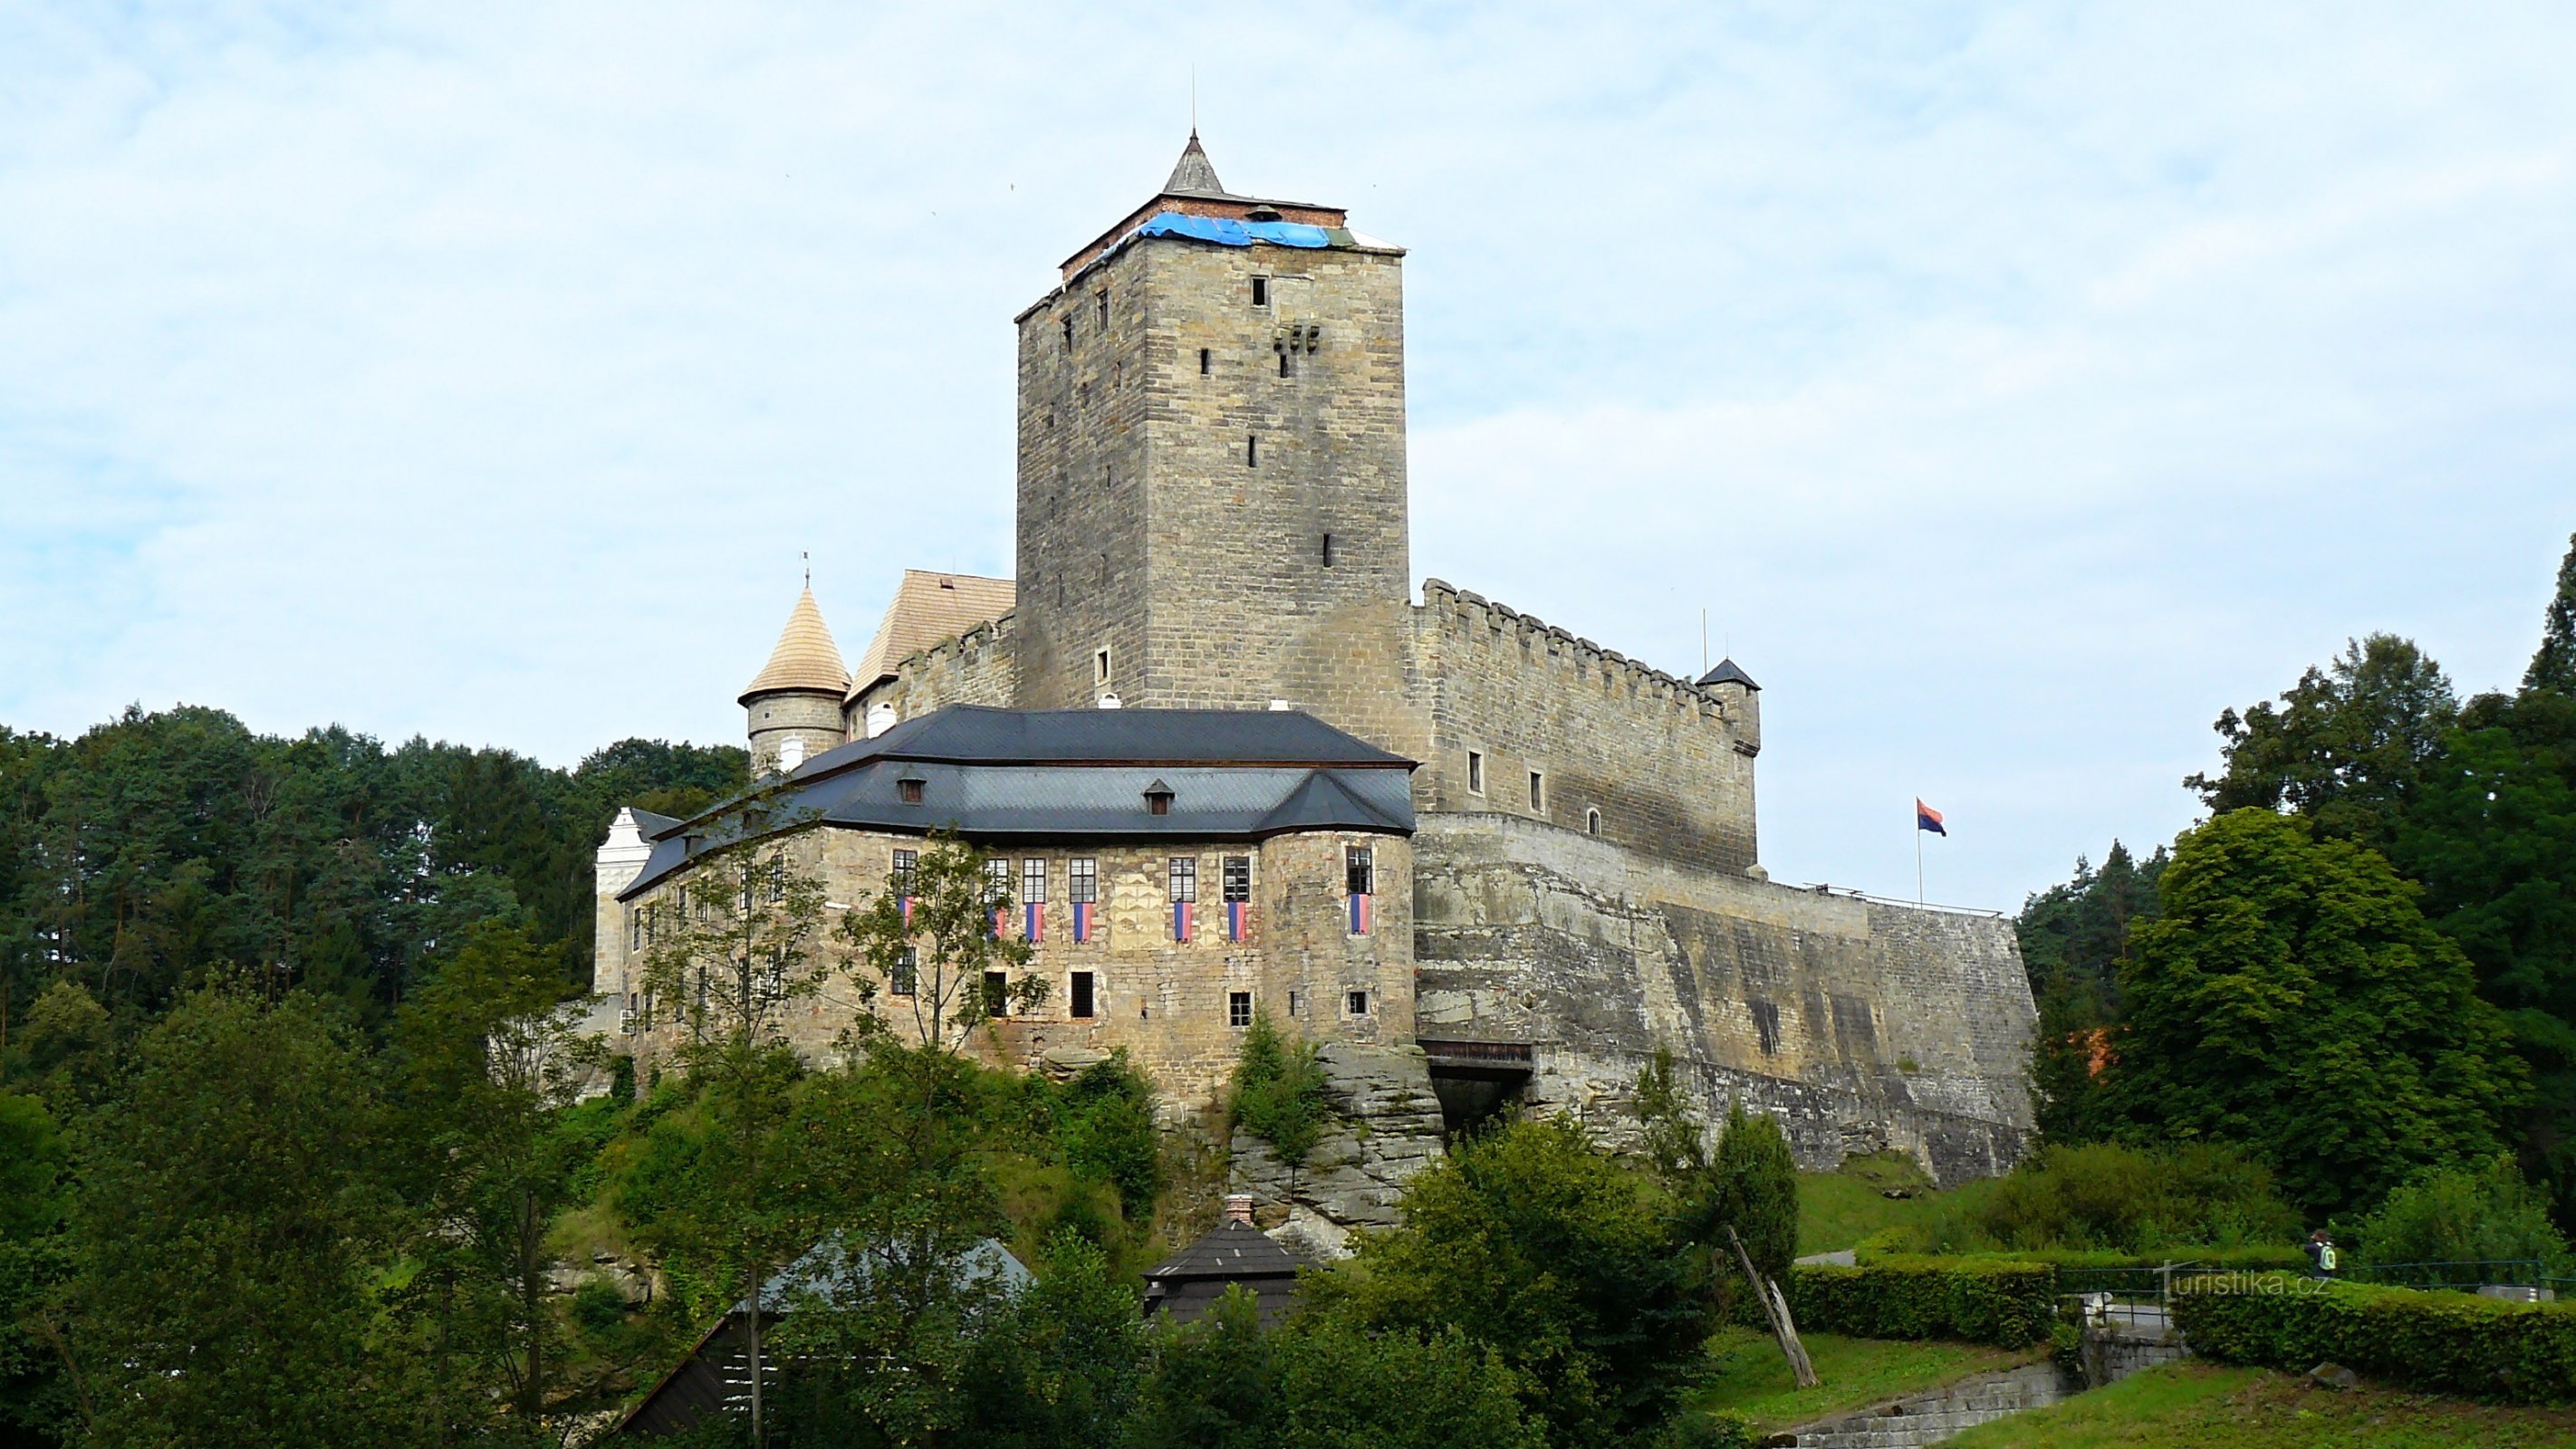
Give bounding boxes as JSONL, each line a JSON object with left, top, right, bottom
{"left": 1411, "top": 814, "right": 2034, "bottom": 1186}
{"left": 861, "top": 613, "right": 1022, "bottom": 725}
{"left": 610, "top": 825, "right": 1409, "bottom": 1115}
{"left": 1013, "top": 234, "right": 1411, "bottom": 718}
{"left": 1411, "top": 581, "right": 1760, "bottom": 875}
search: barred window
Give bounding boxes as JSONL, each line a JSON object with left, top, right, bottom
{"left": 1222, "top": 856, "right": 1251, "bottom": 904}
{"left": 1022, "top": 859, "right": 1047, "bottom": 905}
{"left": 1346, "top": 845, "right": 1373, "bottom": 897}
{"left": 1168, "top": 857, "right": 1197, "bottom": 904}
{"left": 892, "top": 948, "right": 917, "bottom": 996}
{"left": 1069, "top": 858, "right": 1098, "bottom": 904}
{"left": 1347, "top": 990, "right": 1370, "bottom": 1016}
{"left": 891, "top": 849, "right": 918, "bottom": 896}
{"left": 986, "top": 859, "right": 1014, "bottom": 909}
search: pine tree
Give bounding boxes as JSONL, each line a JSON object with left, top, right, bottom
{"left": 2527, "top": 532, "right": 2576, "bottom": 696}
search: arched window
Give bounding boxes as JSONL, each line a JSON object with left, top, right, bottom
{"left": 1586, "top": 808, "right": 1601, "bottom": 837}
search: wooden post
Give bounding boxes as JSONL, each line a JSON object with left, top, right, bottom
{"left": 1728, "top": 1225, "right": 1817, "bottom": 1388}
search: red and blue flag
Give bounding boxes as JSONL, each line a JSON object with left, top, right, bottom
{"left": 899, "top": 895, "right": 913, "bottom": 928}
{"left": 1024, "top": 901, "right": 1044, "bottom": 942}
{"left": 1226, "top": 900, "right": 1248, "bottom": 942}
{"left": 1917, "top": 800, "right": 1946, "bottom": 836}
{"left": 1349, "top": 892, "right": 1372, "bottom": 936}
{"left": 1072, "top": 901, "right": 1094, "bottom": 942}
{"left": 992, "top": 907, "right": 1009, "bottom": 939}
{"left": 1172, "top": 900, "right": 1195, "bottom": 942}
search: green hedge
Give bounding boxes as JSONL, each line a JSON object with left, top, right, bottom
{"left": 1787, "top": 1255, "right": 2058, "bottom": 1348}
{"left": 2172, "top": 1273, "right": 2576, "bottom": 1403}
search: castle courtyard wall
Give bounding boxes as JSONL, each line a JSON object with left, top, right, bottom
{"left": 1410, "top": 812, "right": 2033, "bottom": 1185}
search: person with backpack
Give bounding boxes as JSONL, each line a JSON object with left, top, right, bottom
{"left": 2304, "top": 1229, "right": 2340, "bottom": 1278}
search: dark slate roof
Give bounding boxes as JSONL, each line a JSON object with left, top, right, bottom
{"left": 629, "top": 808, "right": 683, "bottom": 838}
{"left": 1696, "top": 657, "right": 1761, "bottom": 691}
{"left": 1146, "top": 1219, "right": 1302, "bottom": 1282}
{"left": 619, "top": 706, "right": 1415, "bottom": 900}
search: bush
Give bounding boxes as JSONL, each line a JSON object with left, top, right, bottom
{"left": 1787, "top": 1256, "right": 2058, "bottom": 1348}
{"left": 1920, "top": 1142, "right": 2301, "bottom": 1253}
{"left": 1230, "top": 1014, "right": 1331, "bottom": 1166}
{"left": 2353, "top": 1158, "right": 2571, "bottom": 1284}
{"left": 2172, "top": 1273, "right": 2576, "bottom": 1402}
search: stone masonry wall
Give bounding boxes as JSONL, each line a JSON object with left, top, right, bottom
{"left": 1412, "top": 814, "right": 2034, "bottom": 1186}
{"left": 607, "top": 825, "right": 1409, "bottom": 1116}
{"left": 1782, "top": 1361, "right": 2076, "bottom": 1449}
{"left": 863, "top": 613, "right": 1021, "bottom": 725}
{"left": 1411, "top": 580, "right": 1759, "bottom": 875}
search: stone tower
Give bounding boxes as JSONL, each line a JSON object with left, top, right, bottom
{"left": 740, "top": 586, "right": 850, "bottom": 775}
{"left": 1011, "top": 135, "right": 1413, "bottom": 730}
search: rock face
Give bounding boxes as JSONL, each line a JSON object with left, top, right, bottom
{"left": 1229, "top": 1041, "right": 1447, "bottom": 1258}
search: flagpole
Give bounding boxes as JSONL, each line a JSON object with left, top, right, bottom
{"left": 1916, "top": 815, "right": 1924, "bottom": 904}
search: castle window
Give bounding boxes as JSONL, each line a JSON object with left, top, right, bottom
{"left": 1466, "top": 751, "right": 1485, "bottom": 795}
{"left": 1322, "top": 533, "right": 1333, "bottom": 568}
{"left": 982, "top": 971, "right": 1008, "bottom": 1019}
{"left": 1279, "top": 350, "right": 1292, "bottom": 378}
{"left": 1246, "top": 434, "right": 1258, "bottom": 467}
{"left": 1346, "top": 845, "right": 1373, "bottom": 897}
{"left": 1168, "top": 857, "right": 1198, "bottom": 902}
{"left": 1068, "top": 858, "right": 1098, "bottom": 904}
{"left": 1347, "top": 990, "right": 1370, "bottom": 1017}
{"left": 986, "top": 858, "right": 1013, "bottom": 907}
{"left": 630, "top": 909, "right": 642, "bottom": 951}
{"left": 1222, "top": 856, "right": 1251, "bottom": 903}
{"left": 1061, "top": 314, "right": 1072, "bottom": 349}
{"left": 1529, "top": 771, "right": 1546, "bottom": 812}
{"left": 767, "top": 861, "right": 785, "bottom": 903}
{"left": 1587, "top": 807, "right": 1601, "bottom": 837}
{"left": 1200, "top": 347, "right": 1211, "bottom": 375}
{"left": 1228, "top": 991, "right": 1253, "bottom": 1028}
{"left": 1251, "top": 276, "right": 1269, "bottom": 306}
{"left": 1096, "top": 647, "right": 1111, "bottom": 686}
{"left": 1096, "top": 288, "right": 1110, "bottom": 324}
{"left": 1145, "top": 780, "right": 1174, "bottom": 816}
{"left": 1022, "top": 858, "right": 1047, "bottom": 905}
{"left": 1288, "top": 989, "right": 1302, "bottom": 1017}
{"left": 892, "top": 948, "right": 917, "bottom": 996}
{"left": 1071, "top": 971, "right": 1095, "bottom": 1019}
{"left": 891, "top": 849, "right": 918, "bottom": 896}
{"left": 898, "top": 776, "right": 925, "bottom": 805}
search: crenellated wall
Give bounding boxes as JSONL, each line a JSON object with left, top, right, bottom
{"left": 1410, "top": 813, "right": 2033, "bottom": 1187}
{"left": 857, "top": 612, "right": 1023, "bottom": 726}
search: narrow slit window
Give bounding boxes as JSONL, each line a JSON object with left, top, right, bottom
{"left": 1246, "top": 434, "right": 1259, "bottom": 467}
{"left": 1061, "top": 314, "right": 1073, "bottom": 349}
{"left": 1529, "top": 771, "right": 1546, "bottom": 812}
{"left": 1251, "top": 276, "right": 1269, "bottom": 306}
{"left": 1587, "top": 807, "right": 1601, "bottom": 836}
{"left": 1288, "top": 989, "right": 1302, "bottom": 1017}
{"left": 1095, "top": 648, "right": 1111, "bottom": 686}
{"left": 1278, "top": 351, "right": 1291, "bottom": 378}
{"left": 1199, "top": 347, "right": 1212, "bottom": 375}
{"left": 1466, "top": 751, "right": 1485, "bottom": 794}
{"left": 1322, "top": 533, "right": 1333, "bottom": 568}
{"left": 1096, "top": 288, "right": 1110, "bottom": 324}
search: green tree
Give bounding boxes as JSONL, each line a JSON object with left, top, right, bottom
{"left": 2016, "top": 842, "right": 2166, "bottom": 1145}
{"left": 1635, "top": 1057, "right": 1797, "bottom": 1315}
{"left": 2184, "top": 634, "right": 2457, "bottom": 851}
{"left": 952, "top": 1232, "right": 1147, "bottom": 1449}
{"left": 1230, "top": 1012, "right": 1330, "bottom": 1167}
{"left": 1305, "top": 1113, "right": 1713, "bottom": 1448}
{"left": 63, "top": 986, "right": 400, "bottom": 1446}
{"left": 836, "top": 834, "right": 1041, "bottom": 1055}
{"left": 0, "top": 1091, "right": 71, "bottom": 1446}
{"left": 2106, "top": 809, "right": 2523, "bottom": 1214}
{"left": 2353, "top": 1156, "right": 2571, "bottom": 1284}
{"left": 2525, "top": 532, "right": 2576, "bottom": 696}
{"left": 389, "top": 922, "right": 604, "bottom": 1439}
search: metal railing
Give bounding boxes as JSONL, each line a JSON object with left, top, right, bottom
{"left": 2062, "top": 1258, "right": 2568, "bottom": 1340}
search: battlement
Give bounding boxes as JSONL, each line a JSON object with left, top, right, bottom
{"left": 1418, "top": 579, "right": 1737, "bottom": 731}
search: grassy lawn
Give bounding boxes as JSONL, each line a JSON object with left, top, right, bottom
{"left": 1688, "top": 1327, "right": 2038, "bottom": 1430}
{"left": 1946, "top": 1363, "right": 2576, "bottom": 1448}
{"left": 1797, "top": 1150, "right": 1999, "bottom": 1254}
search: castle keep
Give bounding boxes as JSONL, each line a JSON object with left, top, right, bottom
{"left": 591, "top": 136, "right": 2037, "bottom": 1226}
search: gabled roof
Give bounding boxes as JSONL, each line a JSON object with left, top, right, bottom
{"left": 1165, "top": 130, "right": 1226, "bottom": 197}
{"left": 1146, "top": 1219, "right": 1302, "bottom": 1282}
{"left": 740, "top": 587, "right": 851, "bottom": 703}
{"left": 849, "top": 570, "right": 1017, "bottom": 700}
{"left": 1696, "top": 657, "right": 1761, "bottom": 692}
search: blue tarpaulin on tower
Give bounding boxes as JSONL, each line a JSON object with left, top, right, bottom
{"left": 1134, "top": 212, "right": 1332, "bottom": 249}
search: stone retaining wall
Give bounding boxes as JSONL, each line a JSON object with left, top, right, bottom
{"left": 1779, "top": 1360, "right": 2077, "bottom": 1448}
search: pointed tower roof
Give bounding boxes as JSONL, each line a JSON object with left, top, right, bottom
{"left": 1696, "top": 658, "right": 1761, "bottom": 692}
{"left": 740, "top": 588, "right": 851, "bottom": 704}
{"left": 1164, "top": 130, "right": 1226, "bottom": 196}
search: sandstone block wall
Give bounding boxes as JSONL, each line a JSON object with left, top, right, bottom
{"left": 1411, "top": 814, "right": 2034, "bottom": 1186}
{"left": 610, "top": 825, "right": 1409, "bottom": 1114}
{"left": 861, "top": 613, "right": 1021, "bottom": 724}
{"left": 1411, "top": 580, "right": 1759, "bottom": 874}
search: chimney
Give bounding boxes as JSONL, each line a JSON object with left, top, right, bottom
{"left": 1224, "top": 1194, "right": 1256, "bottom": 1226}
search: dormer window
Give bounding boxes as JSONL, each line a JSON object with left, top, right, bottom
{"left": 1144, "top": 779, "right": 1175, "bottom": 816}
{"left": 897, "top": 774, "right": 926, "bottom": 805}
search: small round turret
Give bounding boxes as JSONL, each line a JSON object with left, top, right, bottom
{"left": 742, "top": 586, "right": 851, "bottom": 776}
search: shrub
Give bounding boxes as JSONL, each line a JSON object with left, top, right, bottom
{"left": 1230, "top": 1014, "right": 1331, "bottom": 1166}
{"left": 1787, "top": 1256, "right": 2058, "bottom": 1348}
{"left": 1921, "top": 1141, "right": 2301, "bottom": 1253}
{"left": 2172, "top": 1273, "right": 2576, "bottom": 1403}
{"left": 2353, "top": 1158, "right": 2571, "bottom": 1284}
{"left": 1706, "top": 1102, "right": 1799, "bottom": 1290}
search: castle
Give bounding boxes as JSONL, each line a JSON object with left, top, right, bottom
{"left": 590, "top": 136, "right": 2037, "bottom": 1222}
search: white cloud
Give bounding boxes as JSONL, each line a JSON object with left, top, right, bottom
{"left": 2, "top": 1, "right": 2571, "bottom": 907}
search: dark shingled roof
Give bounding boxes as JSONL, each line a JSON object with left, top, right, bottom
{"left": 619, "top": 705, "right": 1416, "bottom": 901}
{"left": 1696, "top": 657, "right": 1761, "bottom": 691}
{"left": 1143, "top": 1220, "right": 1302, "bottom": 1326}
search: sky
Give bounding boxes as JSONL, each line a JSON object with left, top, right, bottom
{"left": 3, "top": 2, "right": 2571, "bottom": 911}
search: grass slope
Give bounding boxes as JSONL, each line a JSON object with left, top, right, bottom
{"left": 1689, "top": 1328, "right": 2037, "bottom": 1430}
{"left": 1797, "top": 1151, "right": 1999, "bottom": 1255}
{"left": 1946, "top": 1364, "right": 2576, "bottom": 1448}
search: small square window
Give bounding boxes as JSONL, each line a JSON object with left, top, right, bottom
{"left": 1347, "top": 990, "right": 1370, "bottom": 1016}
{"left": 1529, "top": 771, "right": 1545, "bottom": 812}
{"left": 1466, "top": 751, "right": 1485, "bottom": 794}
{"left": 898, "top": 777, "right": 924, "bottom": 805}
{"left": 1228, "top": 991, "right": 1253, "bottom": 1028}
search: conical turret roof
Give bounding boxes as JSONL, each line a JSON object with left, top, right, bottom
{"left": 740, "top": 587, "right": 851, "bottom": 703}
{"left": 1164, "top": 130, "right": 1226, "bottom": 196}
